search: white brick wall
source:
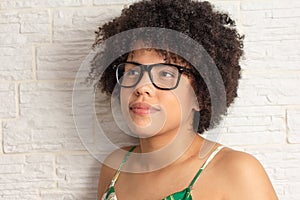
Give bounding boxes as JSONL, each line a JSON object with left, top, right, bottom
{"left": 0, "top": 0, "right": 299, "bottom": 199}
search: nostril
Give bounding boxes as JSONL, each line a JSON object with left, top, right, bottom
{"left": 134, "top": 85, "right": 152, "bottom": 96}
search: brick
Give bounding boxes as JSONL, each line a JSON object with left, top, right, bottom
{"left": 0, "top": 11, "right": 50, "bottom": 80}
{"left": 94, "top": 0, "right": 133, "bottom": 5}
{"left": 242, "top": 59, "right": 300, "bottom": 71}
{"left": 244, "top": 146, "right": 300, "bottom": 181}
{"left": 53, "top": 7, "right": 122, "bottom": 43}
{"left": 0, "top": 1, "right": 298, "bottom": 199}
{"left": 263, "top": 78, "right": 300, "bottom": 105}
{"left": 287, "top": 108, "right": 300, "bottom": 143}
{"left": 212, "top": 1, "right": 240, "bottom": 24}
{"left": 226, "top": 119, "right": 285, "bottom": 134}
{"left": 219, "top": 131, "right": 285, "bottom": 146}
{"left": 241, "top": 0, "right": 300, "bottom": 11}
{"left": 244, "top": 28, "right": 299, "bottom": 42}
{"left": 243, "top": 40, "right": 300, "bottom": 70}
{"left": 242, "top": 145, "right": 300, "bottom": 200}
{"left": 3, "top": 82, "right": 86, "bottom": 153}
{"left": 0, "top": 164, "right": 23, "bottom": 174}
{"left": 56, "top": 154, "right": 100, "bottom": 189}
{"left": 224, "top": 115, "right": 272, "bottom": 126}
{"left": 0, "top": 83, "right": 16, "bottom": 118}
{"left": 272, "top": 0, "right": 300, "bottom": 9}
{"left": 224, "top": 105, "right": 286, "bottom": 135}
{"left": 36, "top": 43, "right": 92, "bottom": 80}
{"left": 0, "top": 10, "right": 50, "bottom": 45}
{"left": 0, "top": 0, "right": 92, "bottom": 9}
{"left": 0, "top": 33, "right": 28, "bottom": 45}
{"left": 272, "top": 183, "right": 285, "bottom": 199}
{"left": 40, "top": 189, "right": 97, "bottom": 200}
{"left": 234, "top": 72, "right": 300, "bottom": 106}
{"left": 286, "top": 182, "right": 300, "bottom": 199}
{"left": 0, "top": 154, "right": 25, "bottom": 165}
{"left": 271, "top": 40, "right": 300, "bottom": 62}
{"left": 0, "top": 121, "right": 2, "bottom": 155}
{"left": 18, "top": 11, "right": 50, "bottom": 24}
{"left": 0, "top": 154, "right": 55, "bottom": 198}
{"left": 241, "top": 0, "right": 274, "bottom": 11}
{"left": 0, "top": 24, "right": 20, "bottom": 33}
{"left": 241, "top": 10, "right": 273, "bottom": 27}
{"left": 241, "top": 7, "right": 300, "bottom": 42}
{"left": 242, "top": 25, "right": 300, "bottom": 42}
{"left": 227, "top": 105, "right": 284, "bottom": 117}
{"left": 243, "top": 41, "right": 272, "bottom": 61}
{"left": 0, "top": 11, "right": 19, "bottom": 24}
{"left": 273, "top": 8, "right": 300, "bottom": 18}
{"left": 20, "top": 23, "right": 50, "bottom": 34}
{"left": 0, "top": 180, "right": 54, "bottom": 190}
{"left": 0, "top": 45, "right": 33, "bottom": 81}
{"left": 24, "top": 163, "right": 54, "bottom": 179}
{"left": 0, "top": 193, "right": 37, "bottom": 200}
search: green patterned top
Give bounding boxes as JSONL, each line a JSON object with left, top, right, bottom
{"left": 102, "top": 145, "right": 225, "bottom": 200}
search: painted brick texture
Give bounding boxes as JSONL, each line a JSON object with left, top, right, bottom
{"left": 0, "top": 0, "right": 299, "bottom": 199}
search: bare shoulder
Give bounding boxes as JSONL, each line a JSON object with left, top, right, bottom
{"left": 97, "top": 146, "right": 136, "bottom": 200}
{"left": 219, "top": 147, "right": 262, "bottom": 170}
{"left": 216, "top": 147, "right": 278, "bottom": 200}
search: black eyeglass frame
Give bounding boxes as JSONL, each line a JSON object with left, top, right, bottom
{"left": 114, "top": 61, "right": 195, "bottom": 90}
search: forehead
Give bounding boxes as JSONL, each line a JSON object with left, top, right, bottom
{"left": 127, "top": 48, "right": 189, "bottom": 68}
{"left": 127, "top": 49, "right": 164, "bottom": 63}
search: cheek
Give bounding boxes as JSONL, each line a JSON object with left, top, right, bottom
{"left": 159, "top": 92, "right": 182, "bottom": 122}
{"left": 120, "top": 88, "right": 131, "bottom": 109}
{"left": 172, "top": 83, "right": 197, "bottom": 116}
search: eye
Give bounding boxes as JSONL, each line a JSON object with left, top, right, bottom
{"left": 125, "top": 68, "right": 140, "bottom": 77}
{"left": 155, "top": 65, "right": 178, "bottom": 79}
{"left": 159, "top": 70, "right": 175, "bottom": 78}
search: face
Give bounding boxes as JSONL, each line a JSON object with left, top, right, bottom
{"left": 120, "top": 49, "right": 198, "bottom": 138}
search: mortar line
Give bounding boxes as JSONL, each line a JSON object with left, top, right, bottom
{"left": 33, "top": 45, "right": 38, "bottom": 80}
{"left": 0, "top": 4, "right": 123, "bottom": 12}
{"left": 49, "top": 8, "right": 54, "bottom": 43}
{"left": 0, "top": 120, "right": 3, "bottom": 154}
{"left": 285, "top": 108, "right": 289, "bottom": 144}
{"left": 15, "top": 82, "right": 20, "bottom": 118}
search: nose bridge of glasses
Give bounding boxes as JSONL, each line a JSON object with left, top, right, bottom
{"left": 137, "top": 64, "right": 154, "bottom": 86}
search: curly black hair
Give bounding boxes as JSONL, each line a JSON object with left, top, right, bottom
{"left": 90, "top": 0, "right": 244, "bottom": 134}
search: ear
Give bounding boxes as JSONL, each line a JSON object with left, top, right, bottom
{"left": 192, "top": 97, "right": 200, "bottom": 112}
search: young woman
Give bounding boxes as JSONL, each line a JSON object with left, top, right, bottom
{"left": 90, "top": 0, "right": 278, "bottom": 199}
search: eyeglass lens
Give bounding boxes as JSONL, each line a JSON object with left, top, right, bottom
{"left": 117, "top": 63, "right": 180, "bottom": 89}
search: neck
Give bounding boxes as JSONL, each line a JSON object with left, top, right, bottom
{"left": 132, "top": 121, "right": 200, "bottom": 172}
{"left": 123, "top": 110, "right": 206, "bottom": 173}
{"left": 138, "top": 110, "right": 197, "bottom": 153}
{"left": 138, "top": 127, "right": 195, "bottom": 153}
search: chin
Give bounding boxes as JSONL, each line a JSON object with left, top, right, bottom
{"left": 122, "top": 108, "right": 167, "bottom": 139}
{"left": 126, "top": 120, "right": 162, "bottom": 138}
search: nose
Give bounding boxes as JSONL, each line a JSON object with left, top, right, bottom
{"left": 134, "top": 71, "right": 155, "bottom": 96}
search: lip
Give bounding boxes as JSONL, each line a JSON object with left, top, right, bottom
{"left": 129, "top": 102, "right": 160, "bottom": 115}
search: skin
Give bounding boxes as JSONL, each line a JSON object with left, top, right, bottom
{"left": 97, "top": 49, "right": 278, "bottom": 200}
{"left": 120, "top": 49, "right": 199, "bottom": 150}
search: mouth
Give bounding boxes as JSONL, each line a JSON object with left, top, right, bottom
{"left": 129, "top": 102, "right": 160, "bottom": 115}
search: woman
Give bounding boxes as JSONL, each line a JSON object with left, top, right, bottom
{"left": 91, "top": 0, "right": 278, "bottom": 199}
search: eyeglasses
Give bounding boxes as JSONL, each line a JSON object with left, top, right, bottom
{"left": 115, "top": 61, "right": 194, "bottom": 90}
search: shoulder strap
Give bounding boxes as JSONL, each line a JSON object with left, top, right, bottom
{"left": 109, "top": 146, "right": 137, "bottom": 187}
{"left": 189, "top": 145, "right": 225, "bottom": 188}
